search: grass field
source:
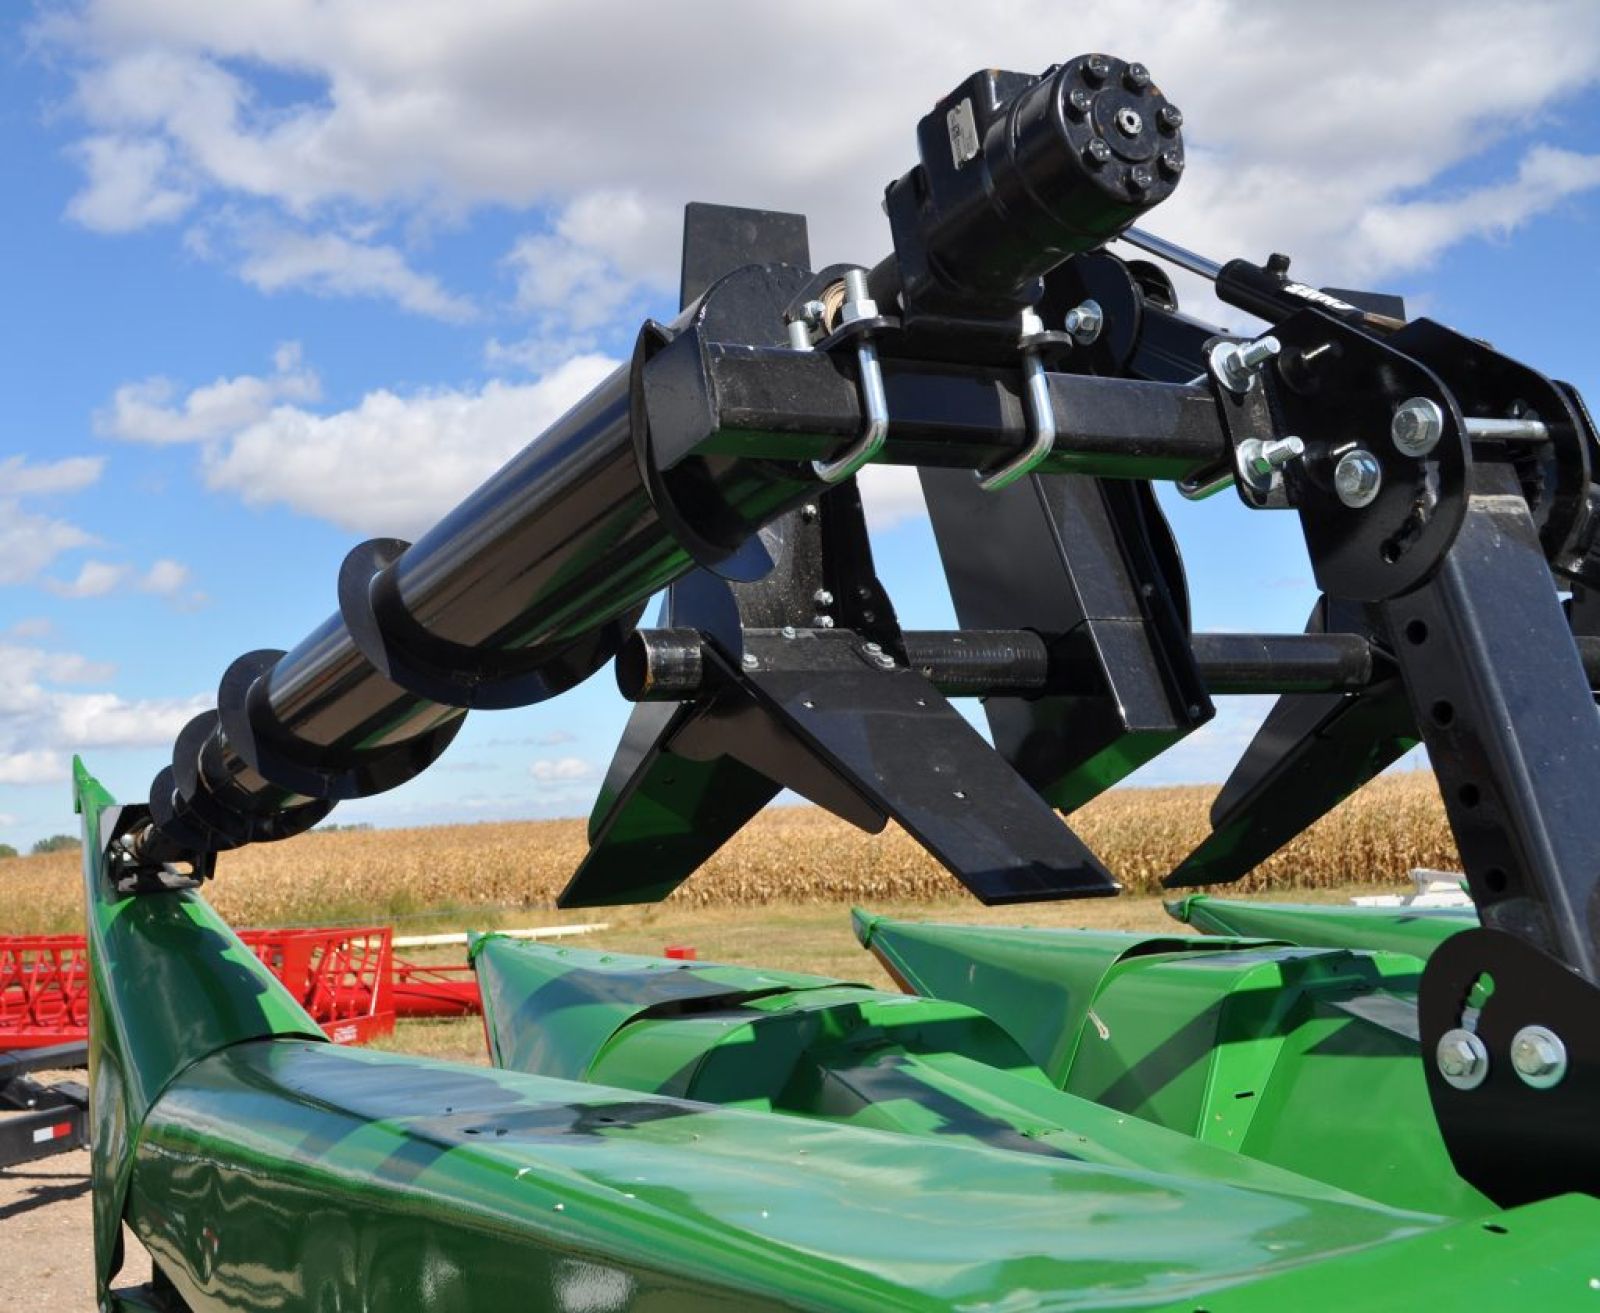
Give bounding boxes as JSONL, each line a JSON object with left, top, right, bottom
{"left": 0, "top": 774, "right": 1448, "bottom": 1065}
{"left": 366, "top": 882, "right": 1398, "bottom": 1065}
{"left": 0, "top": 771, "right": 1454, "bottom": 935}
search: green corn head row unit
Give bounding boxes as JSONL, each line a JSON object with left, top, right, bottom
{"left": 72, "top": 47, "right": 1600, "bottom": 1312}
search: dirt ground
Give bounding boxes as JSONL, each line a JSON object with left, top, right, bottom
{"left": 0, "top": 887, "right": 1392, "bottom": 1310}
{"left": 2, "top": 1147, "right": 149, "bottom": 1311}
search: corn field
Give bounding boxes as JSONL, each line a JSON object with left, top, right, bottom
{"left": 0, "top": 772, "right": 1457, "bottom": 934}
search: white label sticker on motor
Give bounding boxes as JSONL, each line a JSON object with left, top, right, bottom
{"left": 947, "top": 98, "right": 979, "bottom": 168}
{"left": 1283, "top": 282, "right": 1357, "bottom": 314}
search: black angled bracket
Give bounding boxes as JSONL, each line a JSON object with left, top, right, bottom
{"left": 560, "top": 479, "right": 1118, "bottom": 908}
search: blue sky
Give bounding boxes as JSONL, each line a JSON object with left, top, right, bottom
{"left": 3, "top": 1, "right": 1600, "bottom": 850}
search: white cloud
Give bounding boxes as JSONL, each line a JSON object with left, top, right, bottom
{"left": 4, "top": 618, "right": 54, "bottom": 640}
{"left": 45, "top": 556, "right": 199, "bottom": 604}
{"left": 227, "top": 223, "right": 476, "bottom": 321}
{"left": 484, "top": 330, "right": 598, "bottom": 374}
{"left": 0, "top": 752, "right": 66, "bottom": 787}
{"left": 1, "top": 455, "right": 105, "bottom": 497}
{"left": 48, "top": 559, "right": 128, "bottom": 599}
{"left": 858, "top": 466, "right": 928, "bottom": 533}
{"left": 66, "top": 134, "right": 195, "bottom": 232}
{"left": 529, "top": 756, "right": 594, "bottom": 785}
{"left": 0, "top": 458, "right": 106, "bottom": 586}
{"left": 38, "top": 1, "right": 1600, "bottom": 314}
{"left": 202, "top": 353, "right": 618, "bottom": 535}
{"left": 139, "top": 558, "right": 192, "bottom": 596}
{"left": 98, "top": 341, "right": 320, "bottom": 443}
{"left": 0, "top": 503, "right": 96, "bottom": 587}
{"left": 502, "top": 190, "right": 675, "bottom": 331}
{"left": 1354, "top": 145, "right": 1600, "bottom": 277}
{"left": 0, "top": 642, "right": 206, "bottom": 788}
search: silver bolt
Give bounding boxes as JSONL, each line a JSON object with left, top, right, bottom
{"left": 1436, "top": 1027, "right": 1489, "bottom": 1090}
{"left": 800, "top": 504, "right": 819, "bottom": 522}
{"left": 863, "top": 641, "right": 882, "bottom": 654}
{"left": 1248, "top": 436, "right": 1305, "bottom": 477}
{"left": 839, "top": 269, "right": 876, "bottom": 325}
{"left": 781, "top": 625, "right": 797, "bottom": 640}
{"left": 1209, "top": 336, "right": 1281, "bottom": 394}
{"left": 1510, "top": 1024, "right": 1567, "bottom": 1089}
{"left": 813, "top": 589, "right": 834, "bottom": 607}
{"left": 1237, "top": 435, "right": 1305, "bottom": 492}
{"left": 741, "top": 653, "right": 759, "bottom": 671}
{"left": 813, "top": 614, "right": 835, "bottom": 629}
{"left": 1064, "top": 299, "right": 1104, "bottom": 346}
{"left": 1334, "top": 449, "right": 1383, "bottom": 508}
{"left": 786, "top": 319, "right": 813, "bottom": 351}
{"left": 1392, "top": 397, "right": 1445, "bottom": 457}
{"left": 873, "top": 653, "right": 896, "bottom": 670}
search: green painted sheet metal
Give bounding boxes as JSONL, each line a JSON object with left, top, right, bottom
{"left": 130, "top": 1038, "right": 1478, "bottom": 1313}
{"left": 856, "top": 910, "right": 1488, "bottom": 1216}
{"left": 470, "top": 933, "right": 852, "bottom": 1080}
{"left": 1169, "top": 893, "right": 1476, "bottom": 960}
{"left": 475, "top": 935, "right": 1422, "bottom": 1200}
{"left": 78, "top": 762, "right": 1600, "bottom": 1309}
{"left": 1157, "top": 1193, "right": 1600, "bottom": 1311}
{"left": 852, "top": 908, "right": 1286, "bottom": 1080}
{"left": 74, "top": 759, "right": 326, "bottom": 1304}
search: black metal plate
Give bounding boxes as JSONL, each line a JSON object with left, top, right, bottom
{"left": 1420, "top": 927, "right": 1600, "bottom": 1206}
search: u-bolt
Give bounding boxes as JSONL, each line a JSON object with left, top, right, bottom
{"left": 976, "top": 309, "right": 1057, "bottom": 492}
{"left": 813, "top": 269, "right": 889, "bottom": 484}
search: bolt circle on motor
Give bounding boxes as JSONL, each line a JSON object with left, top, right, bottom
{"left": 1436, "top": 1027, "right": 1489, "bottom": 1091}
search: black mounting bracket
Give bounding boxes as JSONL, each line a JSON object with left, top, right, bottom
{"left": 1420, "top": 926, "right": 1600, "bottom": 1206}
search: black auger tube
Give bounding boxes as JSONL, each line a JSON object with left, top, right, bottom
{"left": 133, "top": 267, "right": 828, "bottom": 866}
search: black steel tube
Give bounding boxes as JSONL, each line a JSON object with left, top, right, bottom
{"left": 620, "top": 628, "right": 1392, "bottom": 702}
{"left": 699, "top": 347, "right": 1230, "bottom": 482}
{"left": 134, "top": 324, "right": 818, "bottom": 863}
{"left": 1189, "top": 633, "right": 1375, "bottom": 694}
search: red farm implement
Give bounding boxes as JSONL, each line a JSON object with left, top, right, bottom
{"left": 0, "top": 926, "right": 401, "bottom": 1047}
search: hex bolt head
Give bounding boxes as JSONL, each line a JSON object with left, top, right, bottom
{"left": 800, "top": 503, "right": 819, "bottom": 522}
{"left": 740, "top": 652, "right": 759, "bottom": 671}
{"left": 1067, "top": 87, "right": 1092, "bottom": 117}
{"left": 1084, "top": 138, "right": 1112, "bottom": 167}
{"left": 1064, "top": 299, "right": 1104, "bottom": 345}
{"left": 812, "top": 589, "right": 834, "bottom": 607}
{"left": 1208, "top": 335, "right": 1281, "bottom": 394}
{"left": 1123, "top": 62, "right": 1152, "bottom": 90}
{"left": 1127, "top": 166, "right": 1152, "bottom": 193}
{"left": 1436, "top": 1027, "right": 1489, "bottom": 1090}
{"left": 1159, "top": 149, "right": 1185, "bottom": 178}
{"left": 1158, "top": 104, "right": 1184, "bottom": 131}
{"left": 781, "top": 625, "right": 797, "bottom": 640}
{"left": 1241, "top": 435, "right": 1306, "bottom": 483}
{"left": 1510, "top": 1024, "right": 1567, "bottom": 1089}
{"left": 1392, "top": 397, "right": 1446, "bottom": 458}
{"left": 1334, "top": 449, "right": 1383, "bottom": 508}
{"left": 1083, "top": 54, "right": 1111, "bottom": 84}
